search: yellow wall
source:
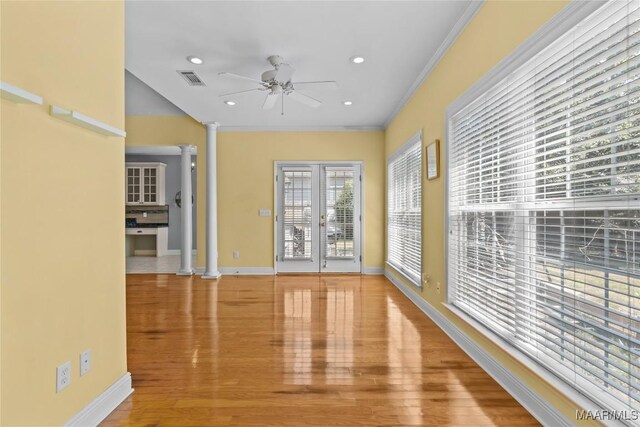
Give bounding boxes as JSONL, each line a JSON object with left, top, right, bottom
{"left": 1, "top": 2, "right": 127, "bottom": 425}
{"left": 124, "top": 119, "right": 385, "bottom": 270}
{"left": 124, "top": 116, "right": 207, "bottom": 266}
{"left": 217, "top": 131, "right": 385, "bottom": 269}
{"left": 385, "top": 1, "right": 598, "bottom": 424}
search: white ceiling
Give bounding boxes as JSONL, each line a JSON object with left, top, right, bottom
{"left": 125, "top": 1, "right": 476, "bottom": 130}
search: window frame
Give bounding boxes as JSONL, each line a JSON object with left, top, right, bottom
{"left": 444, "top": 0, "right": 631, "bottom": 419}
{"left": 387, "top": 130, "right": 423, "bottom": 287}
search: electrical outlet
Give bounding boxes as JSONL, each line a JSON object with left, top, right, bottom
{"left": 423, "top": 273, "right": 430, "bottom": 288}
{"left": 233, "top": 250, "right": 240, "bottom": 259}
{"left": 80, "top": 349, "right": 91, "bottom": 376}
{"left": 56, "top": 361, "right": 71, "bottom": 392}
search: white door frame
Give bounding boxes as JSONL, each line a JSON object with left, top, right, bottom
{"left": 273, "top": 161, "right": 365, "bottom": 274}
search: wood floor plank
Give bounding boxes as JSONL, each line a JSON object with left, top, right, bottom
{"left": 100, "top": 274, "right": 539, "bottom": 426}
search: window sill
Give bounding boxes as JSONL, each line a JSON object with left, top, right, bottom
{"left": 385, "top": 261, "right": 421, "bottom": 289}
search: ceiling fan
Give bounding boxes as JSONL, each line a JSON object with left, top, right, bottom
{"left": 218, "top": 55, "right": 338, "bottom": 114}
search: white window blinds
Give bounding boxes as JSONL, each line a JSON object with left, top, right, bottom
{"left": 388, "top": 133, "right": 422, "bottom": 285}
{"left": 448, "top": 0, "right": 640, "bottom": 414}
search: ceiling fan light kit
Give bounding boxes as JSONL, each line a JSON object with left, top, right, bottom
{"left": 218, "top": 55, "right": 339, "bottom": 115}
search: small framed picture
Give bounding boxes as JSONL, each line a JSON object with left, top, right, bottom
{"left": 426, "top": 139, "right": 440, "bottom": 180}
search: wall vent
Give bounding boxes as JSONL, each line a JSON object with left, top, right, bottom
{"left": 177, "top": 70, "right": 206, "bottom": 86}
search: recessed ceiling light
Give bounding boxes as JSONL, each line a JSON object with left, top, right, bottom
{"left": 224, "top": 100, "right": 236, "bottom": 106}
{"left": 350, "top": 56, "right": 365, "bottom": 64}
{"left": 343, "top": 100, "right": 353, "bottom": 106}
{"left": 187, "top": 56, "right": 203, "bottom": 65}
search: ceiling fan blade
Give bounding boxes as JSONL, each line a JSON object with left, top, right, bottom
{"left": 274, "top": 63, "right": 295, "bottom": 83}
{"left": 288, "top": 91, "right": 322, "bottom": 108}
{"left": 218, "top": 72, "right": 266, "bottom": 86}
{"left": 262, "top": 93, "right": 279, "bottom": 109}
{"left": 292, "top": 81, "right": 338, "bottom": 91}
{"left": 218, "top": 88, "right": 265, "bottom": 97}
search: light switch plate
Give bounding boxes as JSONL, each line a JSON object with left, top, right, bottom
{"left": 259, "top": 209, "right": 271, "bottom": 217}
{"left": 80, "top": 349, "right": 91, "bottom": 376}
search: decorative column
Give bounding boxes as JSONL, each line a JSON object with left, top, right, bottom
{"left": 202, "top": 122, "right": 221, "bottom": 279}
{"left": 177, "top": 144, "right": 194, "bottom": 275}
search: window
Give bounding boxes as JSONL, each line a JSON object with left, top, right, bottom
{"left": 448, "top": 1, "right": 640, "bottom": 414}
{"left": 388, "top": 132, "right": 422, "bottom": 285}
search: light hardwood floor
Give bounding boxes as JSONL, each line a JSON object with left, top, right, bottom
{"left": 101, "top": 274, "right": 539, "bottom": 426}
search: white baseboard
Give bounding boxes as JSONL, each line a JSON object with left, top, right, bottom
{"left": 194, "top": 267, "right": 206, "bottom": 274}
{"left": 362, "top": 267, "right": 384, "bottom": 275}
{"left": 64, "top": 372, "right": 133, "bottom": 427}
{"left": 383, "top": 269, "right": 573, "bottom": 427}
{"left": 219, "top": 267, "right": 274, "bottom": 275}
{"left": 165, "top": 249, "right": 197, "bottom": 256}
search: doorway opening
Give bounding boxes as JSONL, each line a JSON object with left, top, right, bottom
{"left": 275, "top": 162, "right": 363, "bottom": 274}
{"left": 125, "top": 147, "right": 197, "bottom": 273}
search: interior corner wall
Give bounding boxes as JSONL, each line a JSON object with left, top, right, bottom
{"left": 124, "top": 115, "right": 206, "bottom": 266}
{"left": 1, "top": 2, "right": 127, "bottom": 425}
{"left": 384, "top": 1, "right": 600, "bottom": 424}
{"left": 217, "top": 131, "right": 385, "bottom": 269}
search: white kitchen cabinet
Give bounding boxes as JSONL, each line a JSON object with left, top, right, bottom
{"left": 125, "top": 162, "right": 166, "bottom": 205}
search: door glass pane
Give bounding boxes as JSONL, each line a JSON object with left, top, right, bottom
{"left": 325, "top": 170, "right": 354, "bottom": 258}
{"left": 283, "top": 171, "right": 313, "bottom": 259}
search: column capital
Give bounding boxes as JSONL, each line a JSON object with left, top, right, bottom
{"left": 202, "top": 122, "right": 220, "bottom": 130}
{"left": 177, "top": 144, "right": 194, "bottom": 152}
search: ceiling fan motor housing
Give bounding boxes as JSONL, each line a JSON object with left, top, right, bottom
{"left": 267, "top": 55, "right": 284, "bottom": 68}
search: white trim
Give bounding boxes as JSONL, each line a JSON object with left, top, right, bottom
{"left": 165, "top": 249, "right": 197, "bottom": 256}
{"left": 219, "top": 125, "right": 383, "bottom": 132}
{"left": 49, "top": 105, "right": 126, "bottom": 137}
{"left": 0, "top": 81, "right": 43, "bottom": 104}
{"left": 387, "top": 130, "right": 422, "bottom": 163}
{"left": 385, "top": 261, "right": 421, "bottom": 289}
{"left": 219, "top": 267, "right": 274, "bottom": 275}
{"left": 383, "top": 269, "right": 576, "bottom": 427}
{"left": 194, "top": 267, "right": 206, "bottom": 275}
{"left": 125, "top": 146, "right": 197, "bottom": 156}
{"left": 363, "top": 267, "right": 384, "bottom": 275}
{"left": 383, "top": 1, "right": 484, "bottom": 128}
{"left": 63, "top": 372, "right": 133, "bottom": 427}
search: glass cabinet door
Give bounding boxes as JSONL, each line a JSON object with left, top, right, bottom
{"left": 143, "top": 167, "right": 157, "bottom": 203}
{"left": 126, "top": 167, "right": 141, "bottom": 203}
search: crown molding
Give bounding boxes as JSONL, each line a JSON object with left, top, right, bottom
{"left": 383, "top": 1, "right": 484, "bottom": 129}
{"left": 217, "top": 125, "right": 383, "bottom": 132}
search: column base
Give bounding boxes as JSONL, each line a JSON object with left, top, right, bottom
{"left": 202, "top": 271, "right": 222, "bottom": 280}
{"left": 176, "top": 269, "right": 193, "bottom": 276}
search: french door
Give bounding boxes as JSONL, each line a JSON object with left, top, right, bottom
{"left": 276, "top": 163, "right": 362, "bottom": 273}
